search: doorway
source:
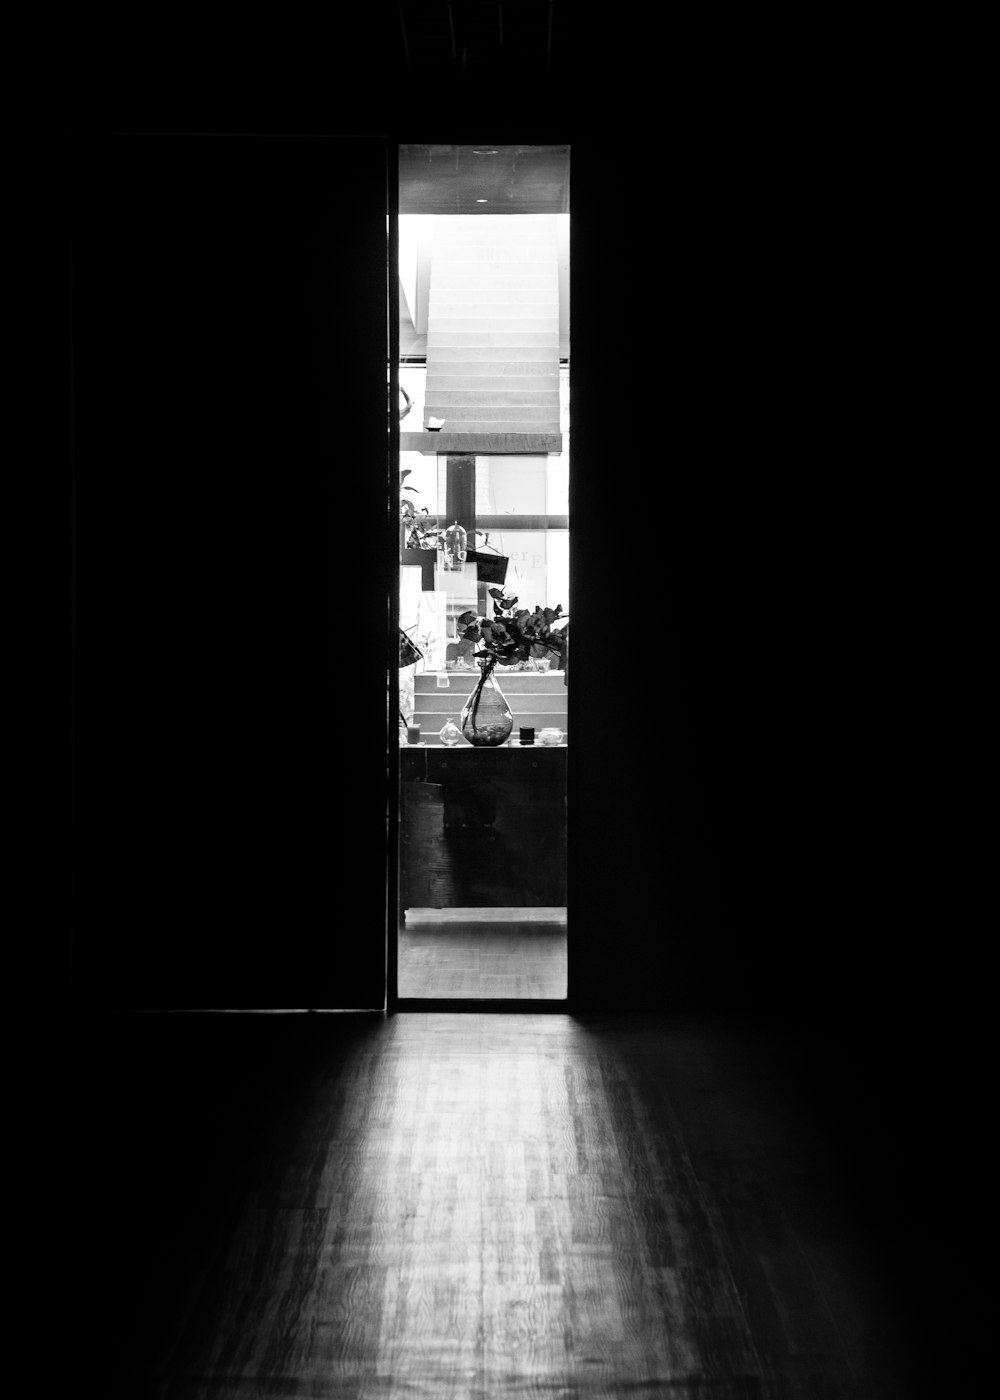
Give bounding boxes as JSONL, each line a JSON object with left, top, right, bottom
{"left": 394, "top": 145, "right": 570, "bottom": 1004}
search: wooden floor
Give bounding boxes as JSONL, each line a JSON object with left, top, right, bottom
{"left": 72, "top": 1009, "right": 948, "bottom": 1400}
{"left": 398, "top": 911, "right": 567, "bottom": 1000}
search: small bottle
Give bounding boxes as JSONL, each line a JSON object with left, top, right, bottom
{"left": 439, "top": 717, "right": 462, "bottom": 747}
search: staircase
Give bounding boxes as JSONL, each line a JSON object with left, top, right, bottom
{"left": 412, "top": 669, "right": 568, "bottom": 743}
{"left": 418, "top": 214, "right": 562, "bottom": 450}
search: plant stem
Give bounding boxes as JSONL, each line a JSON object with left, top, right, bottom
{"left": 468, "top": 656, "right": 495, "bottom": 733}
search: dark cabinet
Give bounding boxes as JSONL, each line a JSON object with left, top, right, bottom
{"left": 400, "top": 746, "right": 567, "bottom": 910}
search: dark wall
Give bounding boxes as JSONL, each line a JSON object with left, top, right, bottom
{"left": 65, "top": 95, "right": 963, "bottom": 1032}
{"left": 66, "top": 123, "right": 907, "bottom": 1020}
{"left": 565, "top": 121, "right": 917, "bottom": 1027}
{"left": 70, "top": 133, "right": 389, "bottom": 1010}
{"left": 568, "top": 132, "right": 805, "bottom": 1013}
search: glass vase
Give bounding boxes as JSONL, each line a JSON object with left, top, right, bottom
{"left": 460, "top": 662, "right": 514, "bottom": 747}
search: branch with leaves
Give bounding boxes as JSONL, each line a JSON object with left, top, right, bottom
{"left": 457, "top": 588, "right": 568, "bottom": 671}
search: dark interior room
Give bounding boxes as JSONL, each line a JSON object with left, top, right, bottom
{"left": 61, "top": 9, "right": 992, "bottom": 1398}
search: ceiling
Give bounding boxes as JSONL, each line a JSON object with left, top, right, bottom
{"left": 393, "top": 6, "right": 572, "bottom": 215}
{"left": 399, "top": 143, "right": 570, "bottom": 215}
{"left": 395, "top": 1, "right": 568, "bottom": 90}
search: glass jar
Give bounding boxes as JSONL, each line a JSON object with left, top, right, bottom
{"left": 438, "top": 717, "right": 462, "bottom": 747}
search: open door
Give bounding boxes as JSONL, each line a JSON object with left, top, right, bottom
{"left": 393, "top": 145, "right": 571, "bottom": 1006}
{"left": 70, "top": 131, "right": 389, "bottom": 1011}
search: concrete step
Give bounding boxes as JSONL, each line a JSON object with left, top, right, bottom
{"left": 433, "top": 228, "right": 558, "bottom": 245}
{"left": 429, "top": 346, "right": 558, "bottom": 363}
{"left": 432, "top": 230, "right": 556, "bottom": 243}
{"left": 431, "top": 239, "right": 557, "bottom": 251}
{"left": 433, "top": 234, "right": 557, "bottom": 245}
{"left": 430, "top": 272, "right": 557, "bottom": 288}
{"left": 427, "top": 331, "right": 560, "bottom": 348}
{"left": 429, "top": 297, "right": 560, "bottom": 315}
{"left": 429, "top": 285, "right": 557, "bottom": 303}
{"left": 413, "top": 694, "right": 568, "bottom": 737}
{"left": 433, "top": 231, "right": 558, "bottom": 245}
{"left": 420, "top": 421, "right": 561, "bottom": 436}
{"left": 428, "top": 296, "right": 557, "bottom": 313}
{"left": 415, "top": 671, "right": 567, "bottom": 694}
{"left": 422, "top": 386, "right": 560, "bottom": 403}
{"left": 424, "top": 404, "right": 560, "bottom": 423}
{"left": 415, "top": 687, "right": 567, "bottom": 709}
{"left": 425, "top": 389, "right": 560, "bottom": 407}
{"left": 429, "top": 308, "right": 558, "bottom": 322}
{"left": 426, "top": 363, "right": 558, "bottom": 379}
{"left": 415, "top": 685, "right": 566, "bottom": 706}
{"left": 430, "top": 256, "right": 558, "bottom": 273}
{"left": 429, "top": 321, "right": 558, "bottom": 338}
{"left": 431, "top": 231, "right": 556, "bottom": 245}
{"left": 426, "top": 372, "right": 560, "bottom": 391}
{"left": 430, "top": 310, "right": 559, "bottom": 327}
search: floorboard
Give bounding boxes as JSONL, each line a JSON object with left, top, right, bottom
{"left": 76, "top": 1012, "right": 939, "bottom": 1399}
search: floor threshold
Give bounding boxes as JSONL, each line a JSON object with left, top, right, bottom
{"left": 393, "top": 998, "right": 569, "bottom": 1013}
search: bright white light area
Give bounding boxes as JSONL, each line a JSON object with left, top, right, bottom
{"left": 399, "top": 365, "right": 428, "bottom": 446}
{"left": 398, "top": 216, "right": 433, "bottom": 331}
{"left": 399, "top": 441, "right": 441, "bottom": 515}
